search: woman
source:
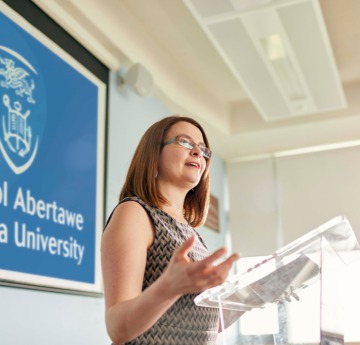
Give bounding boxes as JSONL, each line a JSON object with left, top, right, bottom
{"left": 102, "top": 115, "right": 240, "bottom": 345}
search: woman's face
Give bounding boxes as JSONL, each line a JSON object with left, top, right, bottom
{"left": 157, "top": 121, "right": 208, "bottom": 190}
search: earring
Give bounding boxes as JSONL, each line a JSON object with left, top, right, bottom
{"left": 155, "top": 170, "right": 158, "bottom": 179}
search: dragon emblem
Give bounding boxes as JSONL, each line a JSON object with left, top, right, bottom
{"left": 0, "top": 57, "right": 35, "bottom": 103}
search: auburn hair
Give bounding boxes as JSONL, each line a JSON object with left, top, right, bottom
{"left": 119, "top": 115, "right": 211, "bottom": 227}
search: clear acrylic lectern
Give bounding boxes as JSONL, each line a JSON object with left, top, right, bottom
{"left": 195, "top": 216, "right": 360, "bottom": 345}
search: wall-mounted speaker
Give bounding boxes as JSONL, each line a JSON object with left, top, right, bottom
{"left": 117, "top": 63, "right": 154, "bottom": 97}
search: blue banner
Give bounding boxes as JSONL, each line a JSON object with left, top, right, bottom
{"left": 0, "top": 5, "right": 105, "bottom": 290}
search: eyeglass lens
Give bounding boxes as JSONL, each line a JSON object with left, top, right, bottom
{"left": 178, "top": 136, "right": 211, "bottom": 159}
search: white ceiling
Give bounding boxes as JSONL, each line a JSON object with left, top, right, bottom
{"left": 32, "top": 0, "right": 360, "bottom": 162}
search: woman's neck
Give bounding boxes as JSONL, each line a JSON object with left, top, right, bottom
{"left": 158, "top": 185, "right": 188, "bottom": 224}
{"left": 161, "top": 205, "right": 187, "bottom": 224}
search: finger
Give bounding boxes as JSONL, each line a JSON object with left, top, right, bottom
{"left": 199, "top": 247, "right": 227, "bottom": 268}
{"left": 186, "top": 248, "right": 227, "bottom": 277}
{"left": 209, "top": 254, "right": 240, "bottom": 278}
{"left": 216, "top": 253, "right": 240, "bottom": 270}
{"left": 174, "top": 235, "right": 196, "bottom": 258}
{"left": 224, "top": 253, "right": 241, "bottom": 264}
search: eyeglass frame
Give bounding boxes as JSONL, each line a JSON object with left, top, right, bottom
{"left": 160, "top": 135, "right": 212, "bottom": 159}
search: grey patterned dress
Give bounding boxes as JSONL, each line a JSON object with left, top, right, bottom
{"left": 107, "top": 196, "right": 219, "bottom": 345}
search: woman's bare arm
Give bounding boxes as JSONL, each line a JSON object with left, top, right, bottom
{"left": 101, "top": 201, "right": 239, "bottom": 344}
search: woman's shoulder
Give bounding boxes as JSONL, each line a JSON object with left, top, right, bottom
{"left": 104, "top": 197, "right": 152, "bottom": 231}
{"left": 119, "top": 196, "right": 147, "bottom": 207}
{"left": 112, "top": 197, "right": 149, "bottom": 222}
{"left": 104, "top": 198, "right": 154, "bottom": 247}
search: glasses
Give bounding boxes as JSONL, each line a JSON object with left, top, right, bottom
{"left": 161, "top": 135, "right": 212, "bottom": 159}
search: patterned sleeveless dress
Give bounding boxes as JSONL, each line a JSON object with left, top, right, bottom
{"left": 108, "top": 196, "right": 219, "bottom": 345}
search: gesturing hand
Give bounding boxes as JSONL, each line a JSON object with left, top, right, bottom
{"left": 160, "top": 235, "right": 240, "bottom": 299}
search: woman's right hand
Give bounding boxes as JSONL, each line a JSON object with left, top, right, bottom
{"left": 159, "top": 235, "right": 240, "bottom": 299}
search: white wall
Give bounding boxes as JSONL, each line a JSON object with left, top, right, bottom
{"left": 0, "top": 286, "right": 108, "bottom": 344}
{"left": 0, "top": 70, "right": 231, "bottom": 344}
{"left": 276, "top": 146, "right": 360, "bottom": 245}
{"left": 228, "top": 146, "right": 360, "bottom": 255}
{"left": 228, "top": 158, "right": 278, "bottom": 256}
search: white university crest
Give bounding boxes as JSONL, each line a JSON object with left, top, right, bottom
{"left": 0, "top": 46, "right": 39, "bottom": 174}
